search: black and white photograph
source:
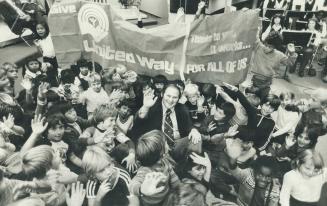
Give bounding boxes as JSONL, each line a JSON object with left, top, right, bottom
{"left": 0, "top": 0, "right": 327, "bottom": 205}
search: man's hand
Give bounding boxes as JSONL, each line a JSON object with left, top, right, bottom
{"left": 188, "top": 128, "right": 201, "bottom": 144}
{"left": 140, "top": 172, "right": 167, "bottom": 196}
{"left": 121, "top": 152, "right": 137, "bottom": 173}
{"left": 31, "top": 115, "right": 48, "bottom": 136}
{"left": 65, "top": 182, "right": 86, "bottom": 206}
{"left": 143, "top": 89, "right": 157, "bottom": 109}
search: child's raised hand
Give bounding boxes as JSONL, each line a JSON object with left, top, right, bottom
{"left": 207, "top": 121, "right": 217, "bottom": 132}
{"left": 65, "top": 182, "right": 86, "bottom": 206}
{"left": 198, "top": 1, "right": 206, "bottom": 10}
{"left": 21, "top": 78, "right": 33, "bottom": 91}
{"left": 190, "top": 152, "right": 211, "bottom": 168}
{"left": 3, "top": 114, "right": 15, "bottom": 130}
{"left": 38, "top": 82, "right": 50, "bottom": 99}
{"left": 31, "top": 115, "right": 48, "bottom": 136}
{"left": 224, "top": 125, "right": 239, "bottom": 138}
{"left": 215, "top": 85, "right": 224, "bottom": 94}
{"left": 121, "top": 152, "right": 137, "bottom": 173}
{"left": 140, "top": 172, "right": 167, "bottom": 196}
{"left": 223, "top": 82, "right": 238, "bottom": 92}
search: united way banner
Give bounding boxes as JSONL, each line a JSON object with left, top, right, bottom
{"left": 184, "top": 10, "right": 259, "bottom": 85}
{"left": 48, "top": 1, "right": 259, "bottom": 84}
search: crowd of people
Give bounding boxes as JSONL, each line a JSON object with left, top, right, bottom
{"left": 1, "top": 0, "right": 327, "bottom": 206}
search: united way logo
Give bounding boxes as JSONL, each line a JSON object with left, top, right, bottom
{"left": 78, "top": 3, "right": 109, "bottom": 42}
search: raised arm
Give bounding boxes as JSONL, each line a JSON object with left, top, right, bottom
{"left": 20, "top": 115, "right": 48, "bottom": 154}
{"left": 137, "top": 89, "right": 158, "bottom": 119}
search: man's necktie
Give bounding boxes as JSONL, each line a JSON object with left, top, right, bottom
{"left": 164, "top": 109, "right": 175, "bottom": 147}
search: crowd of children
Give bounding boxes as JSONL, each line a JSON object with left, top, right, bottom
{"left": 1, "top": 0, "right": 327, "bottom": 206}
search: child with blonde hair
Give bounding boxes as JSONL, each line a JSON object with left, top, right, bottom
{"left": 81, "top": 103, "right": 137, "bottom": 173}
{"left": 183, "top": 83, "right": 206, "bottom": 127}
{"left": 79, "top": 145, "right": 132, "bottom": 206}
{"left": 79, "top": 73, "right": 109, "bottom": 118}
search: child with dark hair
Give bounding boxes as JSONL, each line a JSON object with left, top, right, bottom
{"left": 153, "top": 74, "right": 167, "bottom": 96}
{"left": 229, "top": 150, "right": 281, "bottom": 206}
{"left": 73, "top": 59, "right": 92, "bottom": 91}
{"left": 47, "top": 101, "right": 97, "bottom": 172}
{"left": 200, "top": 101, "right": 236, "bottom": 138}
{"left": 200, "top": 83, "right": 216, "bottom": 115}
{"left": 250, "top": 30, "right": 297, "bottom": 101}
{"left": 228, "top": 84, "right": 281, "bottom": 152}
{"left": 130, "top": 130, "right": 180, "bottom": 205}
{"left": 177, "top": 152, "right": 212, "bottom": 192}
{"left": 34, "top": 21, "right": 59, "bottom": 87}
{"left": 262, "top": 14, "right": 285, "bottom": 42}
{"left": 270, "top": 92, "right": 301, "bottom": 144}
{"left": 22, "top": 58, "right": 42, "bottom": 81}
{"left": 116, "top": 98, "right": 134, "bottom": 135}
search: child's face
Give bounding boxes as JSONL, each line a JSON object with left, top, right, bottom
{"left": 118, "top": 105, "right": 131, "bottom": 119}
{"left": 282, "top": 93, "right": 294, "bottom": 105}
{"left": 298, "top": 158, "right": 320, "bottom": 178}
{"left": 47, "top": 122, "right": 65, "bottom": 142}
{"left": 213, "top": 107, "right": 226, "bottom": 121}
{"left": 95, "top": 162, "right": 115, "bottom": 182}
{"left": 27, "top": 60, "right": 40, "bottom": 73}
{"left": 64, "top": 108, "right": 77, "bottom": 123}
{"left": 255, "top": 166, "right": 272, "bottom": 188}
{"left": 187, "top": 92, "right": 199, "bottom": 105}
{"left": 274, "top": 17, "right": 281, "bottom": 25}
{"left": 91, "top": 81, "right": 102, "bottom": 93}
{"left": 5, "top": 65, "right": 18, "bottom": 80}
{"left": 102, "top": 116, "right": 116, "bottom": 128}
{"left": 80, "top": 67, "right": 89, "bottom": 76}
{"left": 188, "top": 164, "right": 206, "bottom": 181}
{"left": 155, "top": 83, "right": 164, "bottom": 92}
{"left": 261, "top": 102, "right": 274, "bottom": 116}
{"left": 308, "top": 20, "right": 316, "bottom": 30}
{"left": 36, "top": 24, "right": 46, "bottom": 37}
{"left": 297, "top": 130, "right": 311, "bottom": 148}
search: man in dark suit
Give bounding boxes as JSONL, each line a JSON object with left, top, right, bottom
{"left": 128, "top": 84, "right": 202, "bottom": 162}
